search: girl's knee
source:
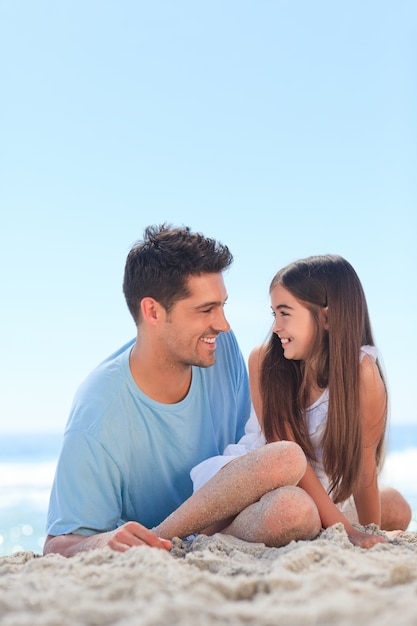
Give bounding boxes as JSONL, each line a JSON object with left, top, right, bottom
{"left": 380, "top": 486, "right": 412, "bottom": 531}
{"left": 263, "top": 441, "right": 307, "bottom": 485}
{"left": 261, "top": 486, "right": 321, "bottom": 541}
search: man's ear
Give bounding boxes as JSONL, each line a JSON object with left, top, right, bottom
{"left": 322, "top": 306, "right": 329, "bottom": 330}
{"left": 140, "top": 297, "right": 163, "bottom": 325}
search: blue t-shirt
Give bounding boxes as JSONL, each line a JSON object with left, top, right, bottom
{"left": 46, "top": 330, "right": 250, "bottom": 536}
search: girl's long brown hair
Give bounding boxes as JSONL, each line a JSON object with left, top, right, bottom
{"left": 261, "top": 255, "right": 386, "bottom": 503}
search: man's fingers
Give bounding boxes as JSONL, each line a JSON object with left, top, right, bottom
{"left": 108, "top": 522, "right": 173, "bottom": 551}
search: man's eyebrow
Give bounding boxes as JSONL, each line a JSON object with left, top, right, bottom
{"left": 195, "top": 297, "right": 228, "bottom": 310}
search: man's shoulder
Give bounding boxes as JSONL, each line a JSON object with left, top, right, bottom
{"left": 82, "top": 338, "right": 134, "bottom": 383}
{"left": 67, "top": 339, "right": 135, "bottom": 432}
{"left": 95, "top": 338, "right": 136, "bottom": 369}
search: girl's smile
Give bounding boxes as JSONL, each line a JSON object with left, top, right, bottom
{"left": 270, "top": 284, "right": 316, "bottom": 361}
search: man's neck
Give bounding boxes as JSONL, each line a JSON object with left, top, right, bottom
{"left": 129, "top": 341, "right": 192, "bottom": 404}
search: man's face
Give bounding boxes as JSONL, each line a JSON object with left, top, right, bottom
{"left": 160, "top": 273, "right": 230, "bottom": 369}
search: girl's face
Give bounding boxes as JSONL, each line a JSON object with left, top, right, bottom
{"left": 270, "top": 283, "right": 317, "bottom": 361}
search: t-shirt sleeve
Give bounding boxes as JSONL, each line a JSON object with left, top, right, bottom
{"left": 46, "top": 430, "right": 123, "bottom": 537}
{"left": 222, "top": 330, "right": 251, "bottom": 440}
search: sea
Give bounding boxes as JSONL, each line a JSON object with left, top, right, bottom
{"left": 0, "top": 426, "right": 416, "bottom": 557}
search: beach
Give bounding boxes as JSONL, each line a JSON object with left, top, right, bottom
{"left": 1, "top": 525, "right": 417, "bottom": 625}
{"left": 1, "top": 429, "right": 416, "bottom": 624}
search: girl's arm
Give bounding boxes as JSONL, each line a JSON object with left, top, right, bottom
{"left": 297, "top": 464, "right": 385, "bottom": 548}
{"left": 352, "top": 354, "right": 386, "bottom": 526}
{"left": 248, "top": 344, "right": 265, "bottom": 420}
{"left": 248, "top": 347, "right": 387, "bottom": 549}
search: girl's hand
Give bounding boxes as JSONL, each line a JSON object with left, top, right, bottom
{"left": 347, "top": 527, "right": 387, "bottom": 549}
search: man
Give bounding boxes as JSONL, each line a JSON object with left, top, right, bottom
{"left": 44, "top": 224, "right": 320, "bottom": 557}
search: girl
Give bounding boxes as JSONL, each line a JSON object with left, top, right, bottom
{"left": 243, "top": 254, "right": 410, "bottom": 547}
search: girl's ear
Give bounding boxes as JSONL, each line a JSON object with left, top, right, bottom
{"left": 322, "top": 306, "right": 329, "bottom": 330}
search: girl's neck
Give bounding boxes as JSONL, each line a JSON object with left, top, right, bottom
{"left": 301, "top": 362, "right": 325, "bottom": 407}
{"left": 307, "top": 384, "right": 325, "bottom": 406}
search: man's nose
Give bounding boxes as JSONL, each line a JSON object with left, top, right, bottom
{"left": 217, "top": 309, "right": 230, "bottom": 332}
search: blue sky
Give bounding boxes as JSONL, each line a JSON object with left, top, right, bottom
{"left": 1, "top": 0, "right": 416, "bottom": 433}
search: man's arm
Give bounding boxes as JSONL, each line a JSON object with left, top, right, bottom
{"left": 43, "top": 521, "right": 172, "bottom": 557}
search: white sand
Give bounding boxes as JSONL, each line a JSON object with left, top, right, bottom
{"left": 1, "top": 524, "right": 417, "bottom": 625}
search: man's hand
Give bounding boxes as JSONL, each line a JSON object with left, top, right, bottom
{"left": 43, "top": 521, "right": 173, "bottom": 557}
{"left": 107, "top": 521, "right": 173, "bottom": 552}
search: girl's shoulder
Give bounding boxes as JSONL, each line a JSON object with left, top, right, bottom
{"left": 358, "top": 347, "right": 386, "bottom": 442}
{"left": 248, "top": 343, "right": 269, "bottom": 389}
{"left": 248, "top": 343, "right": 268, "bottom": 370}
{"left": 359, "top": 345, "right": 384, "bottom": 388}
{"left": 359, "top": 346, "right": 386, "bottom": 420}
{"left": 359, "top": 345, "right": 378, "bottom": 363}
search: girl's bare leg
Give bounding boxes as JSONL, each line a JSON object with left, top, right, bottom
{"left": 153, "top": 441, "right": 321, "bottom": 546}
{"left": 221, "top": 485, "right": 321, "bottom": 546}
{"left": 380, "top": 486, "right": 412, "bottom": 531}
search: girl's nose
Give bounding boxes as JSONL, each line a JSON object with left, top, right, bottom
{"left": 273, "top": 318, "right": 281, "bottom": 333}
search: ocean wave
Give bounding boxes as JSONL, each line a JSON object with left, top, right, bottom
{"left": 0, "top": 462, "right": 56, "bottom": 488}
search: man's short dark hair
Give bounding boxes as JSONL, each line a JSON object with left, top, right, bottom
{"left": 123, "top": 223, "right": 233, "bottom": 324}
